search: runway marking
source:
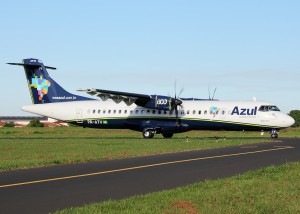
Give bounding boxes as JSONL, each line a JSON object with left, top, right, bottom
{"left": 240, "top": 146, "right": 258, "bottom": 149}
{"left": 0, "top": 146, "right": 294, "bottom": 189}
{"left": 273, "top": 146, "right": 294, "bottom": 149}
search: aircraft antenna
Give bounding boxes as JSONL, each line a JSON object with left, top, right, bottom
{"left": 212, "top": 87, "right": 217, "bottom": 100}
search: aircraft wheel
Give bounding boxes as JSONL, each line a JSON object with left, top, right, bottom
{"left": 162, "top": 133, "right": 173, "bottom": 138}
{"left": 143, "top": 130, "right": 154, "bottom": 139}
{"left": 271, "top": 133, "right": 278, "bottom": 139}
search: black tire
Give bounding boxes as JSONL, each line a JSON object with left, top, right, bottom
{"left": 271, "top": 133, "right": 278, "bottom": 138}
{"left": 162, "top": 133, "right": 173, "bottom": 138}
{"left": 143, "top": 130, "right": 154, "bottom": 139}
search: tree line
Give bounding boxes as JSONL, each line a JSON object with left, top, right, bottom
{"left": 2, "top": 118, "right": 44, "bottom": 127}
{"left": 289, "top": 110, "right": 300, "bottom": 127}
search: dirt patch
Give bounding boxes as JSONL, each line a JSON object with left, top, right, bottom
{"left": 164, "top": 200, "right": 201, "bottom": 214}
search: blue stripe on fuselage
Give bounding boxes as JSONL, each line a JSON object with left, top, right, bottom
{"left": 69, "top": 117, "right": 279, "bottom": 132}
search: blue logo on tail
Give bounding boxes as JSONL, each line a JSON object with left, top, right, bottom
{"left": 30, "top": 75, "right": 51, "bottom": 101}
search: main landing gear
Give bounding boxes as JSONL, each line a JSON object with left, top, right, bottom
{"left": 142, "top": 129, "right": 174, "bottom": 139}
{"left": 162, "top": 133, "right": 173, "bottom": 138}
{"left": 143, "top": 130, "right": 155, "bottom": 139}
{"left": 269, "top": 129, "right": 278, "bottom": 139}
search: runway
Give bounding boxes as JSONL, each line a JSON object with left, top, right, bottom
{"left": 0, "top": 138, "right": 299, "bottom": 214}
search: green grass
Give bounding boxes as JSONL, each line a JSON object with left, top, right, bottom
{"left": 0, "top": 127, "right": 299, "bottom": 212}
{"left": 56, "top": 162, "right": 300, "bottom": 214}
{"left": 0, "top": 127, "right": 299, "bottom": 171}
{"left": 0, "top": 126, "right": 299, "bottom": 139}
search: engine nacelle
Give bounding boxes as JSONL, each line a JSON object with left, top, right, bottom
{"left": 143, "top": 95, "right": 172, "bottom": 111}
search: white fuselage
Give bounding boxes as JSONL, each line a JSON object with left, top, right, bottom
{"left": 21, "top": 100, "right": 295, "bottom": 130}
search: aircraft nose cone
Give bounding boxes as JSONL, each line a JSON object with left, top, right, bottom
{"left": 289, "top": 116, "right": 295, "bottom": 126}
{"left": 286, "top": 115, "right": 295, "bottom": 127}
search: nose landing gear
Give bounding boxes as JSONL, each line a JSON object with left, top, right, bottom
{"left": 269, "top": 129, "right": 278, "bottom": 138}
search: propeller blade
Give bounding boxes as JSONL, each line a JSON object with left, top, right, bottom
{"left": 178, "top": 87, "right": 184, "bottom": 99}
{"left": 170, "top": 81, "right": 183, "bottom": 126}
{"left": 175, "top": 104, "right": 179, "bottom": 125}
{"left": 174, "top": 80, "right": 177, "bottom": 99}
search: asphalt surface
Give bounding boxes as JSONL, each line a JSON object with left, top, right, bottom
{"left": 0, "top": 138, "right": 299, "bottom": 214}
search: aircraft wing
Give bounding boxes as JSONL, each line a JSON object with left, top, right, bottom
{"left": 78, "top": 88, "right": 151, "bottom": 106}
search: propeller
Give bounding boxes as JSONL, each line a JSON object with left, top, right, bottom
{"left": 169, "top": 81, "right": 183, "bottom": 126}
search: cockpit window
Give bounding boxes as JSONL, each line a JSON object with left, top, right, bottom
{"left": 258, "top": 105, "right": 280, "bottom": 112}
{"left": 258, "top": 106, "right": 267, "bottom": 111}
{"left": 269, "top": 106, "right": 280, "bottom": 111}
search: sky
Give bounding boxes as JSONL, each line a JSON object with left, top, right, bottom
{"left": 1, "top": 0, "right": 299, "bottom": 115}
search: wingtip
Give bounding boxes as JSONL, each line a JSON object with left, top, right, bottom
{"left": 7, "top": 62, "right": 21, "bottom": 65}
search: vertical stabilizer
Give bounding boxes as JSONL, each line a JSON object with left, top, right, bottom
{"left": 8, "top": 58, "right": 93, "bottom": 104}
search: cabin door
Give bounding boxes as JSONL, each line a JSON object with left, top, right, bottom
{"left": 76, "top": 109, "right": 83, "bottom": 123}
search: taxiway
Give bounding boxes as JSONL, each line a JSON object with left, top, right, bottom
{"left": 0, "top": 138, "right": 299, "bottom": 213}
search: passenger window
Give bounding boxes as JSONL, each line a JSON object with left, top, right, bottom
{"left": 222, "top": 110, "right": 225, "bottom": 115}
{"left": 98, "top": 110, "right": 101, "bottom": 114}
{"left": 108, "top": 110, "right": 111, "bottom": 114}
{"left": 113, "top": 110, "right": 116, "bottom": 114}
{"left": 141, "top": 110, "right": 144, "bottom": 114}
{"left": 119, "top": 110, "right": 122, "bottom": 114}
{"left": 135, "top": 110, "right": 139, "bottom": 114}
{"left": 152, "top": 110, "right": 156, "bottom": 114}
{"left": 181, "top": 110, "right": 185, "bottom": 114}
{"left": 93, "top": 110, "right": 96, "bottom": 114}
{"left": 204, "top": 110, "right": 207, "bottom": 115}
{"left": 147, "top": 110, "right": 150, "bottom": 114}
{"left": 187, "top": 110, "right": 190, "bottom": 114}
{"left": 158, "top": 110, "right": 161, "bottom": 114}
{"left": 125, "top": 110, "right": 128, "bottom": 114}
{"left": 103, "top": 110, "right": 106, "bottom": 114}
{"left": 193, "top": 110, "right": 196, "bottom": 114}
{"left": 198, "top": 110, "right": 201, "bottom": 115}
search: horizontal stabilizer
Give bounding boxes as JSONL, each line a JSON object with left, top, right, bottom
{"left": 7, "top": 63, "right": 56, "bottom": 70}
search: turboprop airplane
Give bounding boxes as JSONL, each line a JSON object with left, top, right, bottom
{"left": 8, "top": 58, "right": 295, "bottom": 139}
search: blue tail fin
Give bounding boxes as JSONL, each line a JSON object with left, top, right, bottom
{"left": 8, "top": 58, "right": 93, "bottom": 104}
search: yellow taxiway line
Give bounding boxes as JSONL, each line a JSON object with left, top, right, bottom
{"left": 0, "top": 146, "right": 293, "bottom": 189}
